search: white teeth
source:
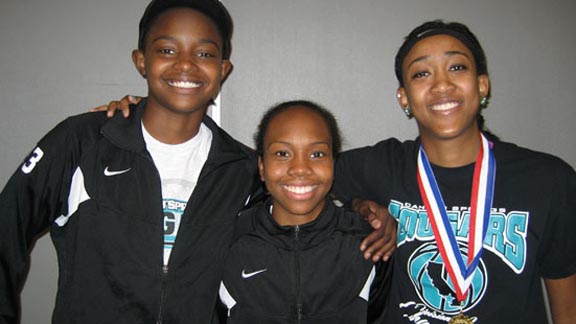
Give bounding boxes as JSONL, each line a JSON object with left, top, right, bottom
{"left": 285, "top": 185, "right": 314, "bottom": 194}
{"left": 430, "top": 101, "right": 459, "bottom": 111}
{"left": 168, "top": 80, "right": 201, "bottom": 89}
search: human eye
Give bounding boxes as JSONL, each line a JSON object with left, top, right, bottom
{"left": 273, "top": 150, "right": 290, "bottom": 158}
{"left": 157, "top": 48, "right": 175, "bottom": 55}
{"left": 197, "top": 51, "right": 216, "bottom": 58}
{"left": 450, "top": 64, "right": 468, "bottom": 72}
{"left": 310, "top": 151, "right": 327, "bottom": 159}
{"left": 196, "top": 45, "right": 219, "bottom": 59}
{"left": 411, "top": 70, "right": 429, "bottom": 79}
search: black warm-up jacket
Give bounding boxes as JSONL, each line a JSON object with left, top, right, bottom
{"left": 219, "top": 198, "right": 390, "bottom": 324}
{"left": 0, "top": 100, "right": 259, "bottom": 324}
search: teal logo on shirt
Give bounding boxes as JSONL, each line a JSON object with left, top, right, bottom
{"left": 408, "top": 242, "right": 487, "bottom": 314}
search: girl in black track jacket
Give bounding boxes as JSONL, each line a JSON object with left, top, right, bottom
{"left": 218, "top": 100, "right": 390, "bottom": 324}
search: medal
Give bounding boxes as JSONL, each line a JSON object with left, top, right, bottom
{"left": 417, "top": 133, "right": 496, "bottom": 303}
{"left": 448, "top": 313, "right": 474, "bottom": 324}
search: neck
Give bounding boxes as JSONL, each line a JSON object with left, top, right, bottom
{"left": 142, "top": 106, "right": 205, "bottom": 144}
{"left": 271, "top": 203, "right": 324, "bottom": 227}
{"left": 420, "top": 132, "right": 482, "bottom": 168}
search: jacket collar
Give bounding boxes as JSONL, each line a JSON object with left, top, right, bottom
{"left": 101, "top": 98, "right": 255, "bottom": 169}
{"left": 249, "top": 197, "right": 339, "bottom": 249}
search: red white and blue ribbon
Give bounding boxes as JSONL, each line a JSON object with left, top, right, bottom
{"left": 416, "top": 133, "right": 496, "bottom": 302}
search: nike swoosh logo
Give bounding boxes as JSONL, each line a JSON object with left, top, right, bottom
{"left": 104, "top": 166, "right": 131, "bottom": 177}
{"left": 241, "top": 268, "right": 267, "bottom": 279}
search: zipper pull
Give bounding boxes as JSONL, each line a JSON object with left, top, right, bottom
{"left": 297, "top": 302, "right": 303, "bottom": 322}
{"left": 294, "top": 224, "right": 300, "bottom": 241}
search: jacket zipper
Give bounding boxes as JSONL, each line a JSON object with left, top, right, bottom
{"left": 156, "top": 265, "right": 169, "bottom": 324}
{"left": 294, "top": 224, "right": 302, "bottom": 324}
{"left": 141, "top": 153, "right": 169, "bottom": 324}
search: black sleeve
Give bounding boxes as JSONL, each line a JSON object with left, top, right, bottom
{"left": 367, "top": 258, "right": 393, "bottom": 324}
{"left": 0, "top": 119, "right": 79, "bottom": 323}
{"left": 213, "top": 298, "right": 228, "bottom": 324}
{"left": 537, "top": 158, "right": 576, "bottom": 278}
{"left": 333, "top": 139, "right": 406, "bottom": 207}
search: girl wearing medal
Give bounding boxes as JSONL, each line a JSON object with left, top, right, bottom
{"left": 333, "top": 20, "right": 576, "bottom": 324}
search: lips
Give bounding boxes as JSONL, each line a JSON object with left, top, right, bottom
{"left": 283, "top": 185, "right": 316, "bottom": 194}
{"left": 167, "top": 80, "right": 202, "bottom": 89}
{"left": 428, "top": 100, "right": 461, "bottom": 111}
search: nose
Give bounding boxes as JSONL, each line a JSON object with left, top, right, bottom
{"left": 431, "top": 71, "right": 455, "bottom": 94}
{"left": 287, "top": 155, "right": 312, "bottom": 177}
{"left": 174, "top": 54, "right": 197, "bottom": 72}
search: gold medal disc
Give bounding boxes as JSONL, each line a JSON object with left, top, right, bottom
{"left": 448, "top": 313, "right": 474, "bottom": 324}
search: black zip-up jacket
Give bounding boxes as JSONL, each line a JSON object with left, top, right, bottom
{"left": 0, "top": 100, "right": 259, "bottom": 324}
{"left": 219, "top": 198, "right": 390, "bottom": 324}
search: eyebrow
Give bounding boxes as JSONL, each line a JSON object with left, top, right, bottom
{"left": 266, "top": 140, "right": 331, "bottom": 148}
{"left": 151, "top": 35, "right": 220, "bottom": 48}
{"left": 407, "top": 50, "right": 471, "bottom": 69}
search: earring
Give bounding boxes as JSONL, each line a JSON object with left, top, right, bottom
{"left": 403, "top": 105, "right": 413, "bottom": 119}
{"left": 480, "top": 96, "right": 488, "bottom": 108}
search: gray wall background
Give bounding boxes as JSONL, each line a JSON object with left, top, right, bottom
{"left": 1, "top": 0, "right": 574, "bottom": 322}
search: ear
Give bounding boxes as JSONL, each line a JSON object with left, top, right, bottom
{"left": 257, "top": 156, "right": 265, "bottom": 182}
{"left": 396, "top": 87, "right": 409, "bottom": 110}
{"left": 132, "top": 49, "right": 146, "bottom": 78}
{"left": 478, "top": 74, "right": 490, "bottom": 98}
{"left": 220, "top": 59, "right": 233, "bottom": 84}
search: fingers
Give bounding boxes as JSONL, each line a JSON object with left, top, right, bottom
{"left": 362, "top": 201, "right": 386, "bottom": 229}
{"left": 357, "top": 199, "right": 397, "bottom": 262}
{"left": 105, "top": 100, "right": 122, "bottom": 117}
{"left": 116, "top": 95, "right": 142, "bottom": 117}
{"left": 353, "top": 199, "right": 397, "bottom": 261}
{"left": 89, "top": 105, "right": 109, "bottom": 112}
{"left": 361, "top": 227, "right": 396, "bottom": 262}
{"left": 120, "top": 95, "right": 142, "bottom": 117}
{"left": 366, "top": 213, "right": 382, "bottom": 229}
{"left": 128, "top": 95, "right": 141, "bottom": 104}
{"left": 88, "top": 95, "right": 142, "bottom": 118}
{"left": 104, "top": 95, "right": 142, "bottom": 118}
{"left": 353, "top": 199, "right": 378, "bottom": 220}
{"left": 379, "top": 221, "right": 397, "bottom": 261}
{"left": 362, "top": 233, "right": 396, "bottom": 262}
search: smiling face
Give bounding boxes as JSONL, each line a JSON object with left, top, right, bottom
{"left": 258, "top": 106, "right": 334, "bottom": 226}
{"left": 133, "top": 8, "right": 232, "bottom": 116}
{"left": 397, "top": 34, "right": 489, "bottom": 143}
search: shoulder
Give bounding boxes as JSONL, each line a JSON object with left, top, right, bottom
{"left": 494, "top": 140, "right": 575, "bottom": 176}
{"left": 50, "top": 111, "right": 108, "bottom": 135}
{"left": 203, "top": 116, "right": 254, "bottom": 153}
{"left": 203, "top": 115, "right": 257, "bottom": 161}
{"left": 331, "top": 202, "right": 373, "bottom": 235}
{"left": 335, "top": 137, "right": 418, "bottom": 178}
{"left": 234, "top": 202, "right": 267, "bottom": 239}
{"left": 341, "top": 137, "right": 416, "bottom": 157}
{"left": 337, "top": 137, "right": 418, "bottom": 168}
{"left": 37, "top": 111, "right": 109, "bottom": 150}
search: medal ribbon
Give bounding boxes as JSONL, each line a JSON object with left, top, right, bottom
{"left": 416, "top": 133, "right": 496, "bottom": 302}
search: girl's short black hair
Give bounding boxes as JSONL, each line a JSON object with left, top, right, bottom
{"left": 138, "top": 0, "right": 233, "bottom": 59}
{"left": 394, "top": 20, "right": 488, "bottom": 87}
{"left": 254, "top": 100, "right": 342, "bottom": 157}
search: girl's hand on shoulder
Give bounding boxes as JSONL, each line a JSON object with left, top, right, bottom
{"left": 89, "top": 95, "right": 142, "bottom": 118}
{"left": 353, "top": 199, "right": 397, "bottom": 262}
